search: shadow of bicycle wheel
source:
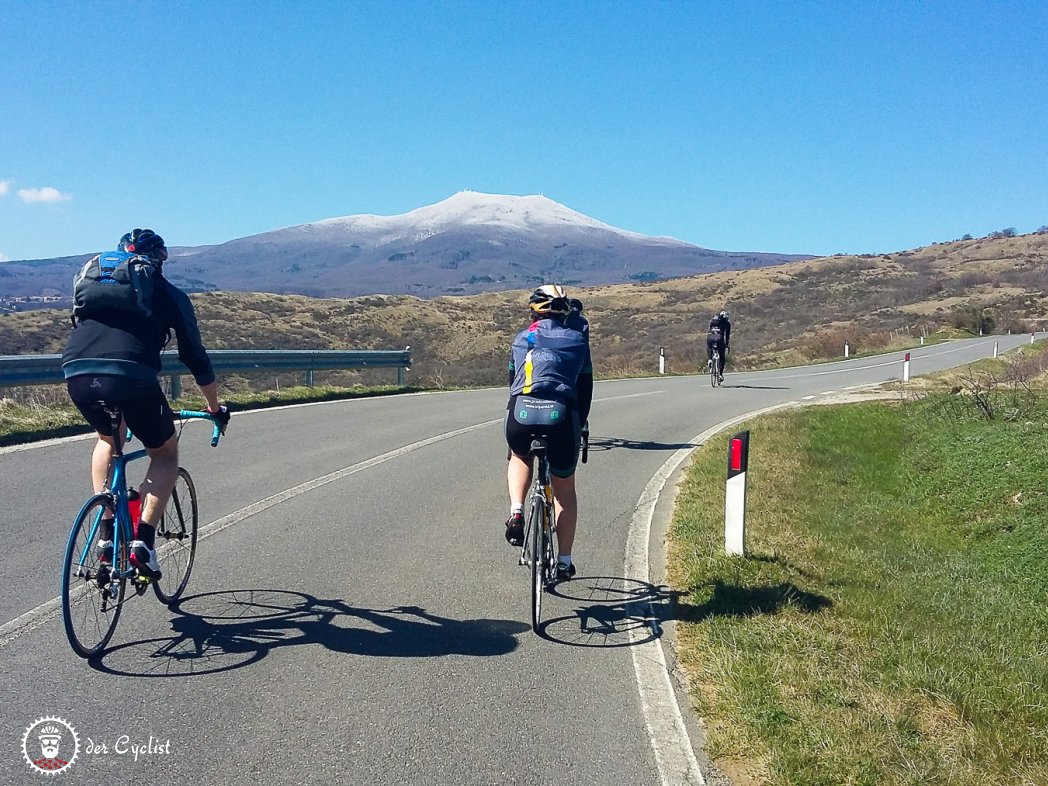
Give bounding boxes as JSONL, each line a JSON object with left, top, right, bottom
{"left": 536, "top": 576, "right": 687, "bottom": 648}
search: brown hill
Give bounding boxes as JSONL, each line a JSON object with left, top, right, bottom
{"left": 1, "top": 233, "right": 1046, "bottom": 390}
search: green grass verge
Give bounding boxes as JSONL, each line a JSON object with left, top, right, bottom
{"left": 668, "top": 395, "right": 1048, "bottom": 785}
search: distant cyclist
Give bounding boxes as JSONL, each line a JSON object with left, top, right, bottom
{"left": 504, "top": 285, "right": 593, "bottom": 580}
{"left": 706, "top": 310, "right": 731, "bottom": 382}
{"left": 63, "top": 228, "right": 229, "bottom": 579}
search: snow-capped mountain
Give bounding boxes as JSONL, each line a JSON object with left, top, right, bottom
{"left": 1, "top": 192, "right": 811, "bottom": 301}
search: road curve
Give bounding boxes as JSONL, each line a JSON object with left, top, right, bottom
{"left": 0, "top": 335, "right": 1033, "bottom": 785}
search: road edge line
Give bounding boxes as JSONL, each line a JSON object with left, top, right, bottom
{"left": 626, "top": 401, "right": 797, "bottom": 786}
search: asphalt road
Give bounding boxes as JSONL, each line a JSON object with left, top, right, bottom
{"left": 0, "top": 335, "right": 1033, "bottom": 785}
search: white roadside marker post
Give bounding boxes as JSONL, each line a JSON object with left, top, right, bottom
{"left": 725, "top": 431, "right": 750, "bottom": 556}
{"left": 659, "top": 346, "right": 665, "bottom": 375}
{"left": 844, "top": 342, "right": 849, "bottom": 358}
{"left": 903, "top": 351, "right": 911, "bottom": 383}
{"left": 994, "top": 341, "right": 999, "bottom": 358}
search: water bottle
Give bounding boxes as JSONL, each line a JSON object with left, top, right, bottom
{"left": 127, "top": 487, "right": 141, "bottom": 536}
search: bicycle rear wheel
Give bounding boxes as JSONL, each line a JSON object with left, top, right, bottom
{"left": 529, "top": 498, "right": 546, "bottom": 633}
{"left": 711, "top": 351, "right": 721, "bottom": 387}
{"left": 62, "top": 495, "right": 125, "bottom": 658}
{"left": 154, "top": 467, "right": 199, "bottom": 604}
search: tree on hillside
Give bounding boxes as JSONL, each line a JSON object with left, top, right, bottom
{"left": 987, "top": 227, "right": 1018, "bottom": 239}
{"left": 951, "top": 305, "right": 996, "bottom": 335}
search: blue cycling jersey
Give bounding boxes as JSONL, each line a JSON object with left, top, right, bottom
{"left": 508, "top": 317, "right": 592, "bottom": 403}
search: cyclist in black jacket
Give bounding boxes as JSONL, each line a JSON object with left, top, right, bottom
{"left": 706, "top": 310, "right": 731, "bottom": 381}
{"left": 63, "top": 229, "right": 228, "bottom": 578}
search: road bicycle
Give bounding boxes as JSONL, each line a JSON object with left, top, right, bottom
{"left": 517, "top": 422, "right": 588, "bottom": 633}
{"left": 61, "top": 410, "right": 224, "bottom": 658}
{"left": 518, "top": 437, "right": 557, "bottom": 633}
{"left": 708, "top": 348, "right": 723, "bottom": 387}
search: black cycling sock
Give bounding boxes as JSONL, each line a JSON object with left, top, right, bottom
{"left": 136, "top": 523, "right": 156, "bottom": 549}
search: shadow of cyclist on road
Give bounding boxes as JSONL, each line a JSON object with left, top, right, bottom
{"left": 90, "top": 588, "right": 528, "bottom": 677}
{"left": 586, "top": 436, "right": 697, "bottom": 453}
{"left": 536, "top": 576, "right": 831, "bottom": 647}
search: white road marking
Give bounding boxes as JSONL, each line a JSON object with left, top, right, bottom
{"left": 0, "top": 417, "right": 499, "bottom": 649}
{"left": 0, "top": 388, "right": 663, "bottom": 646}
{"left": 625, "top": 401, "right": 798, "bottom": 786}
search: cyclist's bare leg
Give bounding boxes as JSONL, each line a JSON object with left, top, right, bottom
{"left": 506, "top": 451, "right": 532, "bottom": 510}
{"left": 90, "top": 435, "right": 118, "bottom": 494}
{"left": 139, "top": 433, "right": 179, "bottom": 527}
{"left": 550, "top": 474, "right": 577, "bottom": 556}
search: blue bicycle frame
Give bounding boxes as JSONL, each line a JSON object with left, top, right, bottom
{"left": 71, "top": 410, "right": 222, "bottom": 595}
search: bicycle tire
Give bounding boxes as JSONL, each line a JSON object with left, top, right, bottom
{"left": 529, "top": 497, "right": 545, "bottom": 633}
{"left": 62, "top": 494, "right": 125, "bottom": 658}
{"left": 154, "top": 467, "right": 198, "bottom": 604}
{"left": 711, "top": 351, "right": 720, "bottom": 387}
{"left": 544, "top": 508, "right": 557, "bottom": 586}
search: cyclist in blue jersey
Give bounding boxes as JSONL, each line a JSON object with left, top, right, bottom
{"left": 504, "top": 285, "right": 593, "bottom": 580}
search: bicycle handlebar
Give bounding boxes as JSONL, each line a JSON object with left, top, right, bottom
{"left": 177, "top": 410, "right": 226, "bottom": 447}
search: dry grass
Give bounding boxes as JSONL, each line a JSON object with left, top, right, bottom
{"left": 1, "top": 232, "right": 1046, "bottom": 390}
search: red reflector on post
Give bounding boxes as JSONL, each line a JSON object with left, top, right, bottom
{"left": 730, "top": 438, "right": 743, "bottom": 472}
{"left": 727, "top": 430, "right": 750, "bottom": 478}
{"left": 905, "top": 352, "right": 910, "bottom": 361}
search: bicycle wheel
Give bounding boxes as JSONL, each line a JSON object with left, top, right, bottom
{"left": 154, "top": 467, "right": 198, "bottom": 604}
{"left": 711, "top": 351, "right": 721, "bottom": 387}
{"left": 62, "top": 494, "right": 126, "bottom": 658}
{"left": 529, "top": 498, "right": 546, "bottom": 633}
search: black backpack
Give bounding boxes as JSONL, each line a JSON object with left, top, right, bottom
{"left": 72, "top": 250, "right": 159, "bottom": 322}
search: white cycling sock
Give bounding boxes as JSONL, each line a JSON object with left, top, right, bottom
{"left": 510, "top": 504, "right": 524, "bottom": 516}
{"left": 558, "top": 554, "right": 572, "bottom": 566}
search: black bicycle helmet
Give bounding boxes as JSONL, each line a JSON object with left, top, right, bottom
{"left": 529, "top": 284, "right": 570, "bottom": 317}
{"left": 118, "top": 228, "right": 168, "bottom": 262}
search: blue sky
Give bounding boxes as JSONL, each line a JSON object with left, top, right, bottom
{"left": 1, "top": 0, "right": 1045, "bottom": 263}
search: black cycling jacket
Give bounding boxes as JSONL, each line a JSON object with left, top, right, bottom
{"left": 62, "top": 274, "right": 215, "bottom": 386}
{"left": 709, "top": 315, "right": 732, "bottom": 345}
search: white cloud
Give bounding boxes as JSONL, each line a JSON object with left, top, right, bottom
{"left": 0, "top": 251, "right": 9, "bottom": 262}
{"left": 18, "top": 186, "right": 72, "bottom": 203}
{"left": 0, "top": 179, "right": 10, "bottom": 197}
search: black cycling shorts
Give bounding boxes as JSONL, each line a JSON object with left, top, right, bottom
{"left": 67, "top": 374, "right": 175, "bottom": 449}
{"left": 504, "top": 395, "right": 581, "bottom": 478}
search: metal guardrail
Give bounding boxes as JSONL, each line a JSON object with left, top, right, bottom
{"left": 0, "top": 348, "right": 413, "bottom": 394}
